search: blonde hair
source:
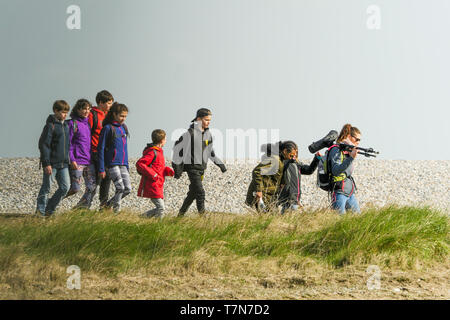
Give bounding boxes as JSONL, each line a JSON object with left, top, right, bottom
{"left": 337, "top": 124, "right": 361, "bottom": 143}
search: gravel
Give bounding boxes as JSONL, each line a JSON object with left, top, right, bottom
{"left": 0, "top": 158, "right": 448, "bottom": 215}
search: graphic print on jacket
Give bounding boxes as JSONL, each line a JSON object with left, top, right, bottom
{"left": 97, "top": 121, "right": 129, "bottom": 173}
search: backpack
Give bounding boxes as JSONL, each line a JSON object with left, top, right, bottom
{"left": 137, "top": 148, "right": 157, "bottom": 176}
{"left": 90, "top": 109, "right": 99, "bottom": 135}
{"left": 317, "top": 145, "right": 341, "bottom": 191}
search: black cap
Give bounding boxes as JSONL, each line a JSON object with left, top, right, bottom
{"left": 191, "top": 108, "right": 212, "bottom": 122}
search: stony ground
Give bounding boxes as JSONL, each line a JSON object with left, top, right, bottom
{"left": 0, "top": 158, "right": 449, "bottom": 215}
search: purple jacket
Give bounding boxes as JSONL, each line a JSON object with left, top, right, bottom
{"left": 68, "top": 116, "right": 91, "bottom": 165}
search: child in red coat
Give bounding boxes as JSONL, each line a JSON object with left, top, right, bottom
{"left": 136, "top": 129, "right": 174, "bottom": 218}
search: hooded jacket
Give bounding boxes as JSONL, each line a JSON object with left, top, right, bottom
{"left": 277, "top": 155, "right": 320, "bottom": 205}
{"left": 88, "top": 107, "right": 107, "bottom": 154}
{"left": 38, "top": 114, "right": 70, "bottom": 168}
{"left": 136, "top": 144, "right": 174, "bottom": 199}
{"left": 328, "top": 145, "right": 356, "bottom": 196}
{"left": 68, "top": 116, "right": 91, "bottom": 165}
{"left": 172, "top": 122, "right": 226, "bottom": 175}
{"left": 97, "top": 121, "right": 129, "bottom": 173}
{"left": 245, "top": 152, "right": 285, "bottom": 208}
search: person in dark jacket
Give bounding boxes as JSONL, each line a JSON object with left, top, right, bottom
{"left": 278, "top": 147, "right": 321, "bottom": 214}
{"left": 246, "top": 141, "right": 299, "bottom": 212}
{"left": 65, "top": 99, "right": 97, "bottom": 209}
{"left": 173, "top": 108, "right": 227, "bottom": 216}
{"left": 36, "top": 100, "right": 71, "bottom": 216}
{"left": 89, "top": 90, "right": 114, "bottom": 208}
{"left": 329, "top": 124, "right": 361, "bottom": 214}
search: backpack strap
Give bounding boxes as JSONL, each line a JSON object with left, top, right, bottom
{"left": 72, "top": 119, "right": 78, "bottom": 134}
{"left": 149, "top": 149, "right": 157, "bottom": 167}
{"left": 90, "top": 109, "right": 98, "bottom": 135}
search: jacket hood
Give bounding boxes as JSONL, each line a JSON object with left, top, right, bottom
{"left": 71, "top": 115, "right": 89, "bottom": 123}
{"left": 189, "top": 122, "right": 209, "bottom": 132}
{"left": 143, "top": 143, "right": 161, "bottom": 155}
{"left": 46, "top": 114, "right": 57, "bottom": 124}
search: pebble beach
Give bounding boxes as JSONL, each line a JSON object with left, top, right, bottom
{"left": 0, "top": 158, "right": 449, "bottom": 215}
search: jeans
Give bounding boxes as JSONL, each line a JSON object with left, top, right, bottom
{"left": 144, "top": 198, "right": 165, "bottom": 218}
{"left": 36, "top": 167, "right": 70, "bottom": 215}
{"left": 331, "top": 192, "right": 361, "bottom": 215}
{"left": 280, "top": 203, "right": 300, "bottom": 215}
{"left": 106, "top": 165, "right": 131, "bottom": 213}
{"left": 69, "top": 164, "right": 97, "bottom": 209}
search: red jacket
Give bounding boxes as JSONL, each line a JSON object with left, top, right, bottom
{"left": 88, "top": 107, "right": 107, "bottom": 153}
{"left": 136, "top": 145, "right": 174, "bottom": 199}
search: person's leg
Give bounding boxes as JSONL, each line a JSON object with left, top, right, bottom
{"left": 66, "top": 166, "right": 83, "bottom": 198}
{"left": 188, "top": 170, "right": 205, "bottom": 214}
{"left": 36, "top": 169, "right": 53, "bottom": 215}
{"left": 178, "top": 172, "right": 197, "bottom": 215}
{"left": 99, "top": 174, "right": 112, "bottom": 208}
{"left": 106, "top": 166, "right": 125, "bottom": 213}
{"left": 331, "top": 192, "right": 348, "bottom": 215}
{"left": 120, "top": 166, "right": 132, "bottom": 200}
{"left": 76, "top": 164, "right": 97, "bottom": 209}
{"left": 345, "top": 194, "right": 361, "bottom": 214}
{"left": 145, "top": 198, "right": 165, "bottom": 218}
{"left": 45, "top": 167, "right": 70, "bottom": 215}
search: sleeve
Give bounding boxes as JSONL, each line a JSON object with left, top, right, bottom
{"left": 39, "top": 124, "right": 53, "bottom": 167}
{"left": 68, "top": 121, "right": 76, "bottom": 163}
{"left": 164, "top": 166, "right": 175, "bottom": 177}
{"left": 297, "top": 155, "right": 319, "bottom": 175}
{"left": 253, "top": 161, "right": 274, "bottom": 192}
{"left": 330, "top": 147, "right": 353, "bottom": 177}
{"left": 172, "top": 131, "right": 189, "bottom": 176}
{"left": 97, "top": 125, "right": 109, "bottom": 173}
{"left": 136, "top": 151, "right": 158, "bottom": 179}
{"left": 206, "top": 134, "right": 226, "bottom": 171}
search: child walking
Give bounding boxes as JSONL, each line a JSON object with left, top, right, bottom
{"left": 136, "top": 129, "right": 174, "bottom": 218}
{"left": 97, "top": 103, "right": 131, "bottom": 213}
{"left": 36, "top": 100, "right": 71, "bottom": 216}
{"left": 65, "top": 99, "right": 97, "bottom": 209}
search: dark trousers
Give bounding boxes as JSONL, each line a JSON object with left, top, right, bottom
{"left": 98, "top": 175, "right": 112, "bottom": 207}
{"left": 92, "top": 151, "right": 112, "bottom": 207}
{"left": 179, "top": 170, "right": 205, "bottom": 214}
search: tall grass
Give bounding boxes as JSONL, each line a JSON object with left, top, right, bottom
{"left": 0, "top": 207, "right": 448, "bottom": 276}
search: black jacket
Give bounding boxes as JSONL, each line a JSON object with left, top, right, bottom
{"left": 172, "top": 122, "right": 226, "bottom": 176}
{"left": 38, "top": 115, "right": 70, "bottom": 168}
{"left": 277, "top": 155, "right": 319, "bottom": 205}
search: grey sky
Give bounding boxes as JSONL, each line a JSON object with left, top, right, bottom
{"left": 1, "top": 0, "right": 449, "bottom": 160}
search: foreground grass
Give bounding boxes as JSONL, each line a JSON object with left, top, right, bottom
{"left": 0, "top": 206, "right": 448, "bottom": 299}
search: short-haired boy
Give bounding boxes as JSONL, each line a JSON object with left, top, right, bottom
{"left": 136, "top": 129, "right": 174, "bottom": 218}
{"left": 36, "top": 100, "right": 71, "bottom": 216}
{"left": 89, "top": 90, "right": 114, "bottom": 208}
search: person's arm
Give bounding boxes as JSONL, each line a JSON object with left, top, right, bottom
{"left": 172, "top": 131, "right": 189, "bottom": 178}
{"left": 297, "top": 153, "right": 320, "bottom": 175}
{"left": 67, "top": 121, "right": 78, "bottom": 170}
{"left": 209, "top": 148, "right": 227, "bottom": 172}
{"left": 39, "top": 123, "right": 53, "bottom": 168}
{"left": 164, "top": 166, "right": 175, "bottom": 177}
{"left": 330, "top": 147, "right": 353, "bottom": 177}
{"left": 136, "top": 151, "right": 158, "bottom": 179}
{"left": 97, "top": 125, "right": 109, "bottom": 174}
{"left": 206, "top": 135, "right": 227, "bottom": 172}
